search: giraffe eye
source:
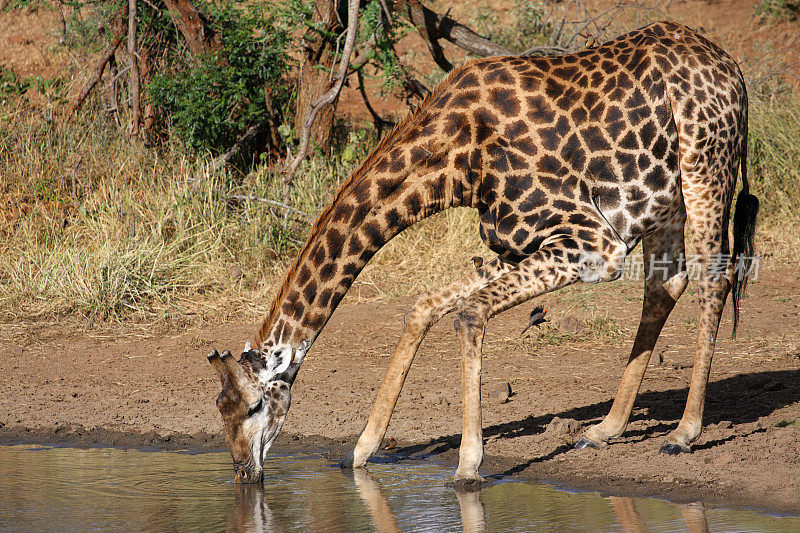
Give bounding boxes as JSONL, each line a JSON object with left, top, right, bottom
{"left": 246, "top": 398, "right": 264, "bottom": 417}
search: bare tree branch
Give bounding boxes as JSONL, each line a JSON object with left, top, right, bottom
{"left": 63, "top": 8, "right": 127, "bottom": 123}
{"left": 402, "top": 0, "right": 517, "bottom": 59}
{"left": 64, "top": 37, "right": 124, "bottom": 123}
{"left": 356, "top": 70, "right": 394, "bottom": 137}
{"left": 283, "top": 0, "right": 360, "bottom": 203}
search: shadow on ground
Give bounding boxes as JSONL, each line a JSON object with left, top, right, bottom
{"left": 367, "top": 369, "right": 799, "bottom": 474}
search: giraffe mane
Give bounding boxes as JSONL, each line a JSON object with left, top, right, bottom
{"left": 253, "top": 60, "right": 488, "bottom": 348}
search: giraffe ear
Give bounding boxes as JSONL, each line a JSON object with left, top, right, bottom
{"left": 266, "top": 346, "right": 292, "bottom": 378}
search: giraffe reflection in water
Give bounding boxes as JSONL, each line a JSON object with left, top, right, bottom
{"left": 610, "top": 497, "right": 710, "bottom": 533}
{"left": 225, "top": 465, "right": 713, "bottom": 533}
{"left": 227, "top": 484, "right": 285, "bottom": 533}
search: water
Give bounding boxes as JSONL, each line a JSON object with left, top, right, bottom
{"left": 0, "top": 444, "right": 796, "bottom": 532}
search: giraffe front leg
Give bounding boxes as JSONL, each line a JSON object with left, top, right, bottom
{"left": 453, "top": 304, "right": 487, "bottom": 485}
{"left": 343, "top": 259, "right": 513, "bottom": 469}
{"left": 451, "top": 232, "right": 625, "bottom": 483}
{"left": 342, "top": 297, "right": 435, "bottom": 469}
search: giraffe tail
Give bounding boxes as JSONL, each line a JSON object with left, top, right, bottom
{"left": 730, "top": 113, "right": 759, "bottom": 337}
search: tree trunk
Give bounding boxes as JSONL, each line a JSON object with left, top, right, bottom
{"left": 128, "top": 0, "right": 141, "bottom": 136}
{"left": 139, "top": 45, "right": 156, "bottom": 138}
{"left": 294, "top": 0, "right": 341, "bottom": 156}
{"left": 162, "top": 0, "right": 223, "bottom": 57}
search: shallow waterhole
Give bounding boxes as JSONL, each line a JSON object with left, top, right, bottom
{"left": 0, "top": 444, "right": 796, "bottom": 532}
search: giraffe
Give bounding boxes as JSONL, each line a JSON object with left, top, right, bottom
{"left": 208, "top": 21, "right": 759, "bottom": 485}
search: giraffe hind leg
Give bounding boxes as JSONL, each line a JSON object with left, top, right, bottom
{"left": 576, "top": 209, "right": 688, "bottom": 449}
{"left": 342, "top": 258, "right": 514, "bottom": 468}
{"left": 660, "top": 172, "right": 735, "bottom": 454}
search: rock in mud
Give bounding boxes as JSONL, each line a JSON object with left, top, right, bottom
{"left": 491, "top": 382, "right": 512, "bottom": 404}
{"left": 559, "top": 316, "right": 583, "bottom": 334}
{"left": 228, "top": 264, "right": 244, "bottom": 282}
{"left": 715, "top": 420, "right": 733, "bottom": 430}
{"left": 543, "top": 417, "right": 580, "bottom": 442}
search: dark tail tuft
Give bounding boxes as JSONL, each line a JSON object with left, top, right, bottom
{"left": 730, "top": 122, "right": 759, "bottom": 337}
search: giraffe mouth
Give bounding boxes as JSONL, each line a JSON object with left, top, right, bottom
{"left": 234, "top": 463, "right": 263, "bottom": 484}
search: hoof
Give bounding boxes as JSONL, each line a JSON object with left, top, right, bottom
{"left": 453, "top": 476, "right": 484, "bottom": 490}
{"left": 659, "top": 442, "right": 691, "bottom": 455}
{"left": 341, "top": 450, "right": 356, "bottom": 469}
{"left": 574, "top": 437, "right": 605, "bottom": 450}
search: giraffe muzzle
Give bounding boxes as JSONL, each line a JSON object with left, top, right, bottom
{"left": 234, "top": 464, "right": 263, "bottom": 484}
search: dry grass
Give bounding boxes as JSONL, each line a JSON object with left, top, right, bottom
{"left": 745, "top": 92, "right": 800, "bottom": 262}
{"left": 353, "top": 208, "right": 490, "bottom": 302}
{"left": 0, "top": 104, "right": 346, "bottom": 322}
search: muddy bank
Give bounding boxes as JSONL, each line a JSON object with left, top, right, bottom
{"left": 1, "top": 268, "right": 799, "bottom": 515}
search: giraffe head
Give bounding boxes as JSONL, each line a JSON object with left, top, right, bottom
{"left": 208, "top": 343, "right": 300, "bottom": 483}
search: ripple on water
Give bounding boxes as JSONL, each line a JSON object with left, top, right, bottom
{"left": 0, "top": 444, "right": 797, "bottom": 533}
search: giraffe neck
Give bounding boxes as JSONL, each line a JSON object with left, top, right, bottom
{"left": 253, "top": 102, "right": 479, "bottom": 358}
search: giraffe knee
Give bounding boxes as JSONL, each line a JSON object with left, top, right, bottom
{"left": 453, "top": 300, "right": 489, "bottom": 337}
{"left": 663, "top": 271, "right": 689, "bottom": 300}
{"left": 578, "top": 243, "right": 627, "bottom": 283}
{"left": 405, "top": 296, "right": 437, "bottom": 335}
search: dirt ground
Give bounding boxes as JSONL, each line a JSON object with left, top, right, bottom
{"left": 1, "top": 263, "right": 798, "bottom": 514}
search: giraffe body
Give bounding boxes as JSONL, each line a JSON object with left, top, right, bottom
{"left": 209, "top": 21, "right": 758, "bottom": 484}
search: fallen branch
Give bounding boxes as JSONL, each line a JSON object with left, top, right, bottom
{"left": 282, "top": 0, "right": 360, "bottom": 202}
{"left": 225, "top": 194, "right": 311, "bottom": 220}
{"left": 210, "top": 118, "right": 276, "bottom": 172}
{"left": 209, "top": 87, "right": 281, "bottom": 172}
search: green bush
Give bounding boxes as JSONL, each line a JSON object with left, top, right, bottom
{"left": 148, "top": 2, "right": 294, "bottom": 155}
{"left": 754, "top": 0, "right": 800, "bottom": 21}
{"left": 471, "top": 0, "right": 550, "bottom": 52}
{"left": 0, "top": 65, "right": 65, "bottom": 105}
